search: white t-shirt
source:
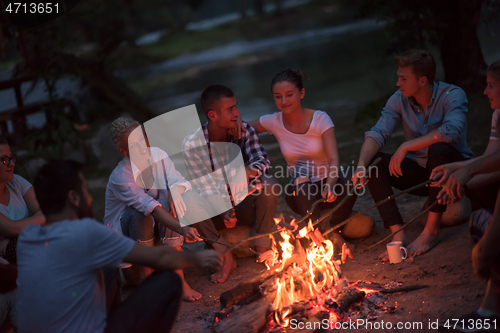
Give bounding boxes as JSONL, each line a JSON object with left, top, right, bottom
{"left": 260, "top": 110, "right": 335, "bottom": 182}
{"left": 17, "top": 218, "right": 135, "bottom": 333}
{"left": 490, "top": 109, "right": 499, "bottom": 141}
{"left": 0, "top": 174, "right": 32, "bottom": 221}
{"left": 103, "top": 147, "right": 191, "bottom": 234}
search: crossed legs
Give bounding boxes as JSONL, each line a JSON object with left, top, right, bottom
{"left": 120, "top": 201, "right": 201, "bottom": 301}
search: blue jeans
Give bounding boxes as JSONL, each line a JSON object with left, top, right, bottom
{"left": 119, "top": 198, "right": 184, "bottom": 247}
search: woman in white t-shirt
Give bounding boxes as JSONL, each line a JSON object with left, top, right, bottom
{"left": 0, "top": 138, "right": 44, "bottom": 264}
{"left": 239, "top": 69, "right": 358, "bottom": 252}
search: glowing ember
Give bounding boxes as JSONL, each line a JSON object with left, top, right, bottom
{"left": 355, "top": 287, "right": 380, "bottom": 295}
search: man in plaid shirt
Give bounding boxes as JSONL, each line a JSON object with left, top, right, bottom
{"left": 183, "top": 84, "right": 279, "bottom": 283}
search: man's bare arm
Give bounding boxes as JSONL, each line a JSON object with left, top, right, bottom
{"left": 357, "top": 137, "right": 381, "bottom": 168}
{"left": 400, "top": 129, "right": 442, "bottom": 152}
{"left": 124, "top": 244, "right": 222, "bottom": 271}
{"left": 352, "top": 137, "right": 380, "bottom": 187}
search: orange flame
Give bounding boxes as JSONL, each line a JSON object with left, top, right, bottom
{"left": 270, "top": 217, "right": 342, "bottom": 327}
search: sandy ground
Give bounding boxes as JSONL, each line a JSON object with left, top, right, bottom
{"left": 170, "top": 192, "right": 486, "bottom": 333}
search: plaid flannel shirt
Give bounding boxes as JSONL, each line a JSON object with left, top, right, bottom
{"left": 182, "top": 122, "right": 270, "bottom": 198}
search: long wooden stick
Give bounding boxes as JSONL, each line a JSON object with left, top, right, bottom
{"left": 322, "top": 178, "right": 434, "bottom": 237}
{"left": 220, "top": 159, "right": 382, "bottom": 255}
{"left": 361, "top": 201, "right": 439, "bottom": 253}
{"left": 379, "top": 285, "right": 429, "bottom": 293}
{"left": 198, "top": 236, "right": 259, "bottom": 254}
{"left": 300, "top": 157, "right": 382, "bottom": 228}
{"left": 220, "top": 159, "right": 438, "bottom": 255}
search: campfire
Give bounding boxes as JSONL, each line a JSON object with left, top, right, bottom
{"left": 269, "top": 216, "right": 342, "bottom": 328}
{"left": 213, "top": 215, "right": 400, "bottom": 333}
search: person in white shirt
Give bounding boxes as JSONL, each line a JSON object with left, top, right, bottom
{"left": 234, "top": 69, "right": 358, "bottom": 254}
{"left": 104, "top": 117, "right": 205, "bottom": 302}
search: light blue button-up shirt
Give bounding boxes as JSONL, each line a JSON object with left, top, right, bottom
{"left": 365, "top": 81, "right": 474, "bottom": 167}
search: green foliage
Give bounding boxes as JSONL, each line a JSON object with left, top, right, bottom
{"left": 22, "top": 108, "right": 81, "bottom": 161}
{"left": 354, "top": 93, "right": 392, "bottom": 127}
{"left": 358, "top": 0, "right": 499, "bottom": 92}
{"left": 359, "top": 0, "right": 498, "bottom": 53}
{"left": 359, "top": 0, "right": 442, "bottom": 53}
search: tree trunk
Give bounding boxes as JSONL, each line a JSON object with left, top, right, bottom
{"left": 255, "top": 0, "right": 264, "bottom": 15}
{"left": 275, "top": 0, "right": 283, "bottom": 16}
{"left": 437, "top": 0, "right": 486, "bottom": 93}
{"left": 239, "top": 0, "right": 247, "bottom": 19}
{"left": 122, "top": 0, "right": 136, "bottom": 46}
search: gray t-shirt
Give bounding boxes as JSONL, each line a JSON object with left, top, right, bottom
{"left": 0, "top": 174, "right": 31, "bottom": 221}
{"left": 16, "top": 218, "right": 135, "bottom": 333}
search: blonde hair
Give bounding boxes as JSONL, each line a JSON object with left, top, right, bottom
{"left": 394, "top": 49, "right": 436, "bottom": 83}
{"left": 109, "top": 117, "right": 140, "bottom": 150}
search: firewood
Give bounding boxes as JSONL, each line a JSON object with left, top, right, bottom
{"left": 220, "top": 281, "right": 262, "bottom": 308}
{"left": 334, "top": 286, "right": 366, "bottom": 312}
{"left": 213, "top": 293, "right": 275, "bottom": 333}
{"left": 379, "top": 285, "right": 429, "bottom": 294}
{"left": 219, "top": 253, "right": 302, "bottom": 308}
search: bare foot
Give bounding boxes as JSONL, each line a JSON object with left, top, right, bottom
{"left": 331, "top": 233, "right": 355, "bottom": 252}
{"left": 378, "top": 232, "right": 410, "bottom": 262}
{"left": 183, "top": 282, "right": 202, "bottom": 302}
{"left": 211, "top": 252, "right": 237, "bottom": 284}
{"left": 407, "top": 232, "right": 439, "bottom": 257}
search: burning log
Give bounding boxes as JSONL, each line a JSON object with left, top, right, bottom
{"left": 333, "top": 286, "right": 366, "bottom": 312}
{"left": 220, "top": 253, "right": 303, "bottom": 308}
{"left": 213, "top": 293, "right": 275, "bottom": 333}
{"left": 219, "top": 281, "right": 262, "bottom": 309}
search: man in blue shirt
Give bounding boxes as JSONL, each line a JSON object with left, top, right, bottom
{"left": 352, "top": 49, "right": 474, "bottom": 260}
{"left": 16, "top": 160, "right": 221, "bottom": 333}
